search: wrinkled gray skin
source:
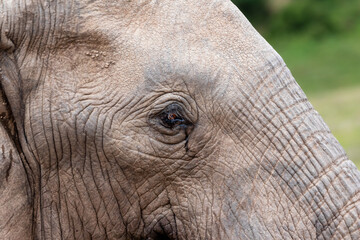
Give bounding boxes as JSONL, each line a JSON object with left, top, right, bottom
{"left": 0, "top": 0, "right": 360, "bottom": 239}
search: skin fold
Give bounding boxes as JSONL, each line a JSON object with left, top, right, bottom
{"left": 0, "top": 0, "right": 359, "bottom": 239}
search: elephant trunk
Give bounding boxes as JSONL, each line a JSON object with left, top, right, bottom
{"left": 219, "top": 52, "right": 360, "bottom": 238}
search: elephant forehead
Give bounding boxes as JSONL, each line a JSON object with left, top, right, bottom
{"left": 40, "top": 0, "right": 278, "bottom": 108}
{"left": 76, "top": 0, "right": 267, "bottom": 54}
{"left": 61, "top": 0, "right": 270, "bottom": 92}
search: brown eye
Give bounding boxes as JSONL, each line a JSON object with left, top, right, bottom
{"left": 161, "top": 112, "right": 184, "bottom": 128}
{"left": 168, "top": 113, "right": 177, "bottom": 120}
{"left": 156, "top": 104, "right": 191, "bottom": 129}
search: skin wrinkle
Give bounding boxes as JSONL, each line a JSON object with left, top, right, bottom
{"left": 292, "top": 154, "right": 348, "bottom": 207}
{"left": 315, "top": 172, "right": 358, "bottom": 223}
{"left": 318, "top": 204, "right": 357, "bottom": 239}
{"left": 288, "top": 131, "right": 326, "bottom": 185}
{"left": 245, "top": 102, "right": 311, "bottom": 192}
{"left": 229, "top": 82, "right": 308, "bottom": 184}
{"left": 48, "top": 71, "right": 64, "bottom": 237}
{"left": 243, "top": 80, "right": 312, "bottom": 167}
{"left": 80, "top": 158, "right": 105, "bottom": 235}
{"left": 259, "top": 109, "right": 318, "bottom": 194}
{"left": 282, "top": 115, "right": 340, "bottom": 194}
{"left": 108, "top": 155, "right": 143, "bottom": 236}
{"left": 222, "top": 59, "right": 324, "bottom": 235}
{"left": 99, "top": 143, "right": 133, "bottom": 235}
{"left": 223, "top": 60, "right": 279, "bottom": 127}
{"left": 321, "top": 191, "right": 360, "bottom": 235}
{"left": 104, "top": 167, "right": 129, "bottom": 236}
{"left": 24, "top": 93, "right": 45, "bottom": 236}
{"left": 296, "top": 158, "right": 344, "bottom": 228}
{"left": 264, "top": 129, "right": 318, "bottom": 228}
{"left": 16, "top": 8, "right": 68, "bottom": 232}
{"left": 94, "top": 139, "right": 125, "bottom": 235}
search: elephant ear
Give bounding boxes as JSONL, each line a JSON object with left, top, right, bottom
{"left": 0, "top": 20, "right": 23, "bottom": 136}
{"left": 0, "top": 120, "right": 32, "bottom": 238}
{"left": 0, "top": 11, "right": 33, "bottom": 239}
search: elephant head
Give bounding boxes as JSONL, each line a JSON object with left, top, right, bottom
{"left": 1, "top": 0, "right": 359, "bottom": 239}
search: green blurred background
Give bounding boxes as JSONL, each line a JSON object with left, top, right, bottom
{"left": 231, "top": 0, "right": 360, "bottom": 168}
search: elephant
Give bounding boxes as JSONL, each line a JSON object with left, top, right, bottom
{"left": 0, "top": 0, "right": 359, "bottom": 239}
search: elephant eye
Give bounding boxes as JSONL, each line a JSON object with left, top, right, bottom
{"left": 157, "top": 104, "right": 190, "bottom": 129}
{"left": 149, "top": 103, "right": 194, "bottom": 150}
{"left": 160, "top": 110, "right": 185, "bottom": 129}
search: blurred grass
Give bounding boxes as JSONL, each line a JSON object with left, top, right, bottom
{"left": 268, "top": 28, "right": 360, "bottom": 93}
{"left": 267, "top": 26, "right": 360, "bottom": 168}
